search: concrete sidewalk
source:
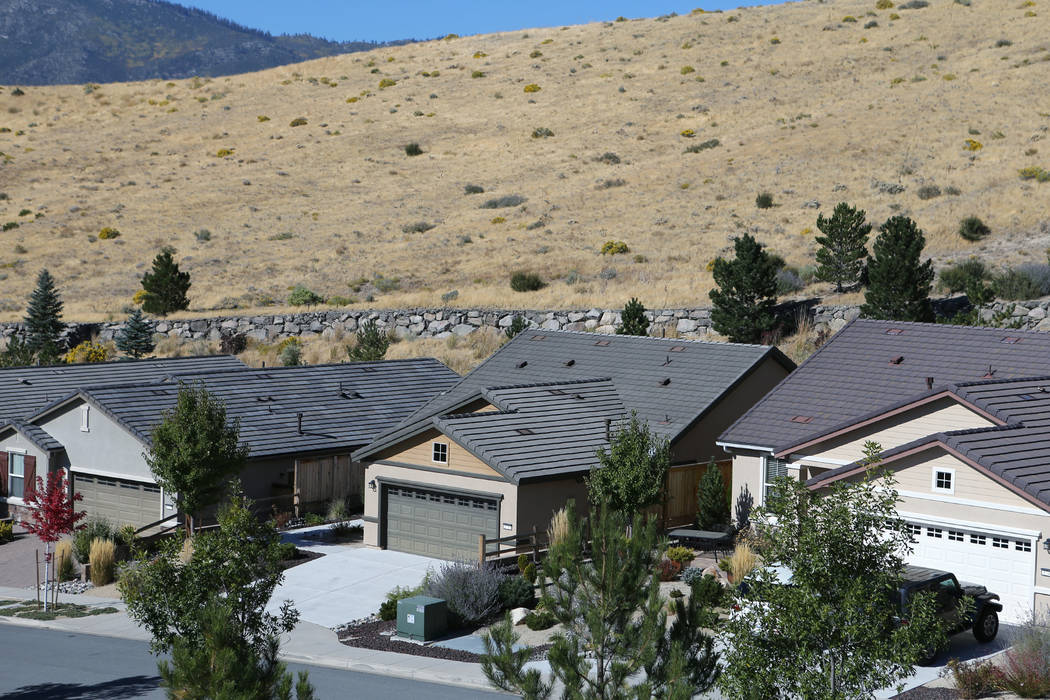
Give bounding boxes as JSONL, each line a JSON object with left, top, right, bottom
{"left": 0, "top": 585, "right": 499, "bottom": 692}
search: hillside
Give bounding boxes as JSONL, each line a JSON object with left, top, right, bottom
{"left": 0, "top": 0, "right": 1048, "bottom": 321}
{"left": 0, "top": 0, "right": 406, "bottom": 85}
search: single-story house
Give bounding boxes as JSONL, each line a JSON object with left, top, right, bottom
{"left": 718, "top": 318, "right": 1050, "bottom": 622}
{"left": 353, "top": 330, "right": 794, "bottom": 561}
{"left": 2, "top": 358, "right": 459, "bottom": 529}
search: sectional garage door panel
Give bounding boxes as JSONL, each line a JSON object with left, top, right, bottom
{"left": 73, "top": 473, "right": 161, "bottom": 529}
{"left": 905, "top": 521, "right": 1035, "bottom": 623}
{"left": 385, "top": 485, "right": 499, "bottom": 561}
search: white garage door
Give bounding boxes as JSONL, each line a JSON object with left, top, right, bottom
{"left": 905, "top": 520, "right": 1035, "bottom": 623}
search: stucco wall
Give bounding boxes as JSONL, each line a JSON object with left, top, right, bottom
{"left": 45, "top": 402, "right": 155, "bottom": 482}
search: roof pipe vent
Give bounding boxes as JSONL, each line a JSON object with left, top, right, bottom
{"left": 605, "top": 418, "right": 611, "bottom": 441}
{"left": 926, "top": 377, "right": 934, "bottom": 390}
{"left": 297, "top": 412, "right": 303, "bottom": 435}
{"left": 564, "top": 359, "right": 575, "bottom": 367}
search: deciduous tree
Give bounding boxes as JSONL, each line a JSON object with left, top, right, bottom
{"left": 587, "top": 412, "right": 670, "bottom": 520}
{"left": 23, "top": 470, "right": 85, "bottom": 611}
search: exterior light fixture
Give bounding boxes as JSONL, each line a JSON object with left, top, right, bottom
{"left": 368, "top": 479, "right": 377, "bottom": 492}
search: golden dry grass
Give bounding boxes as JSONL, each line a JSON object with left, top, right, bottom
{"left": 0, "top": 0, "right": 1047, "bottom": 321}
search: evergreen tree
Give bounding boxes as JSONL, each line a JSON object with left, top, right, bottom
{"left": 115, "top": 309, "right": 156, "bottom": 359}
{"left": 504, "top": 315, "right": 528, "bottom": 339}
{"left": 860, "top": 216, "right": 935, "bottom": 322}
{"left": 814, "top": 202, "right": 871, "bottom": 292}
{"left": 695, "top": 461, "right": 730, "bottom": 530}
{"left": 0, "top": 337, "right": 36, "bottom": 368}
{"left": 24, "top": 268, "right": 64, "bottom": 363}
{"left": 616, "top": 297, "right": 650, "bottom": 336}
{"left": 141, "top": 248, "right": 191, "bottom": 316}
{"left": 709, "top": 234, "right": 782, "bottom": 344}
{"left": 346, "top": 319, "right": 390, "bottom": 362}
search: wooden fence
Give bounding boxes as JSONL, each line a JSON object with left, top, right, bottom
{"left": 294, "top": 455, "right": 362, "bottom": 514}
{"left": 645, "top": 460, "right": 733, "bottom": 527}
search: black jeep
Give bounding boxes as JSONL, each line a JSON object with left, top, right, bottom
{"left": 897, "top": 566, "right": 1002, "bottom": 661}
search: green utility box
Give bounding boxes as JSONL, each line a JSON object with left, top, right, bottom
{"left": 396, "top": 595, "right": 448, "bottom": 641}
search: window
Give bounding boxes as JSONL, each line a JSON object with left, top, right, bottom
{"left": 80, "top": 405, "right": 90, "bottom": 432}
{"left": 432, "top": 441, "right": 448, "bottom": 464}
{"left": 970, "top": 534, "right": 986, "bottom": 546}
{"left": 1016, "top": 540, "right": 1033, "bottom": 553}
{"left": 906, "top": 523, "right": 922, "bottom": 540}
{"left": 763, "top": 457, "right": 789, "bottom": 502}
{"left": 926, "top": 527, "right": 943, "bottom": 539}
{"left": 992, "top": 537, "right": 1010, "bottom": 549}
{"left": 932, "top": 469, "right": 954, "bottom": 493}
{"left": 948, "top": 530, "right": 964, "bottom": 542}
{"left": 7, "top": 452, "right": 24, "bottom": 499}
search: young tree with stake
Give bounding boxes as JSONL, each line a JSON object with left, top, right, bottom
{"left": 22, "top": 470, "right": 85, "bottom": 611}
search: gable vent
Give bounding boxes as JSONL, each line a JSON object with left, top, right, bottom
{"left": 659, "top": 377, "right": 671, "bottom": 386}
{"left": 1001, "top": 336, "right": 1022, "bottom": 344}
{"left": 889, "top": 355, "right": 904, "bottom": 365}
{"left": 516, "top": 428, "right": 536, "bottom": 435}
{"left": 516, "top": 360, "right": 528, "bottom": 369}
{"left": 563, "top": 359, "right": 576, "bottom": 367}
{"left": 790, "top": 415, "right": 814, "bottom": 424}
{"left": 594, "top": 339, "right": 611, "bottom": 347}
{"left": 885, "top": 328, "right": 904, "bottom": 335}
{"left": 669, "top": 345, "right": 686, "bottom": 353}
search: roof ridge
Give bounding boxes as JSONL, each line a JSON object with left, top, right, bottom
{"left": 483, "top": 377, "right": 614, "bottom": 392}
{"left": 952, "top": 375, "right": 1050, "bottom": 388}
{"left": 529, "top": 327, "right": 774, "bottom": 349}
{"left": 439, "top": 410, "right": 517, "bottom": 421}
{"left": 0, "top": 354, "right": 242, "bottom": 374}
{"left": 855, "top": 317, "right": 1050, "bottom": 335}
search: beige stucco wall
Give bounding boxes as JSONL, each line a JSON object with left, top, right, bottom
{"left": 730, "top": 452, "right": 765, "bottom": 512}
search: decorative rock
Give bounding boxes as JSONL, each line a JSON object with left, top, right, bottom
{"left": 510, "top": 607, "right": 530, "bottom": 625}
{"left": 1029, "top": 307, "right": 1047, "bottom": 320}
{"left": 451, "top": 324, "right": 474, "bottom": 336}
{"left": 827, "top": 317, "right": 848, "bottom": 333}
{"left": 541, "top": 319, "right": 561, "bottom": 330}
{"left": 676, "top": 318, "right": 698, "bottom": 333}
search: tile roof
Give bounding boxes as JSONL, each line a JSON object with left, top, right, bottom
{"left": 355, "top": 329, "right": 791, "bottom": 462}
{"left": 0, "top": 355, "right": 246, "bottom": 424}
{"left": 433, "top": 378, "right": 628, "bottom": 483}
{"left": 720, "top": 318, "right": 1050, "bottom": 452}
{"left": 41, "top": 359, "right": 459, "bottom": 459}
{"left": 0, "top": 419, "right": 63, "bottom": 452}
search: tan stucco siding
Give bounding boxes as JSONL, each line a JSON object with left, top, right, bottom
{"left": 362, "top": 462, "right": 516, "bottom": 548}
{"left": 672, "top": 356, "right": 790, "bottom": 465}
{"left": 793, "top": 398, "right": 993, "bottom": 465}
{"left": 730, "top": 452, "right": 765, "bottom": 512}
{"left": 375, "top": 428, "right": 503, "bottom": 479}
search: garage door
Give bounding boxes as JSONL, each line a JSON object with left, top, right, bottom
{"left": 384, "top": 484, "right": 499, "bottom": 561}
{"left": 73, "top": 473, "right": 162, "bottom": 529}
{"left": 905, "top": 520, "right": 1035, "bottom": 622}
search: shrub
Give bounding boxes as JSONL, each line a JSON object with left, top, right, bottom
{"left": 658, "top": 559, "right": 683, "bottom": 581}
{"left": 1001, "top": 647, "right": 1050, "bottom": 697}
{"left": 959, "top": 216, "right": 991, "bottom": 242}
{"left": 480, "top": 194, "right": 527, "bottom": 209}
{"left": 401, "top": 221, "right": 435, "bottom": 234}
{"left": 876, "top": 0, "right": 894, "bottom": 8}
{"left": 215, "top": 148, "right": 234, "bottom": 157}
{"left": 531, "top": 127, "right": 554, "bottom": 138}
{"left": 680, "top": 129, "right": 695, "bottom": 137}
{"left": 404, "top": 142, "right": 423, "bottom": 156}
{"left": 90, "top": 538, "right": 116, "bottom": 586}
{"left": 424, "top": 561, "right": 506, "bottom": 626}
{"left": 464, "top": 184, "right": 485, "bottom": 194}
{"left": 917, "top": 184, "right": 942, "bottom": 200}
{"left": 304, "top": 512, "right": 325, "bottom": 527}
{"left": 597, "top": 178, "right": 626, "bottom": 189}
{"left": 471, "top": 71, "right": 485, "bottom": 78}
{"left": 994, "top": 264, "right": 1050, "bottom": 299}
{"left": 327, "top": 499, "right": 350, "bottom": 522}
{"left": 510, "top": 272, "right": 545, "bottom": 292}
{"left": 117, "top": 524, "right": 136, "bottom": 549}
{"left": 74, "top": 516, "right": 113, "bottom": 564}
{"left": 680, "top": 66, "right": 695, "bottom": 74}
{"left": 522, "top": 561, "right": 537, "bottom": 585}
{"left": 684, "top": 138, "right": 720, "bottom": 153}
{"left": 964, "top": 139, "right": 983, "bottom": 152}
{"left": 0, "top": 520, "right": 13, "bottom": 542}
{"left": 194, "top": 229, "right": 211, "bottom": 242}
{"left": 329, "top": 522, "right": 360, "bottom": 541}
{"left": 524, "top": 610, "right": 556, "bottom": 630}
{"left": 257, "top": 115, "right": 270, "bottom": 122}
{"left": 728, "top": 543, "right": 757, "bottom": 581}
{"left": 278, "top": 341, "right": 301, "bottom": 367}
{"left": 379, "top": 583, "right": 425, "bottom": 621}
{"left": 378, "top": 78, "right": 397, "bottom": 88}
{"left": 289, "top": 117, "right": 307, "bottom": 127}
{"left": 1019, "top": 166, "right": 1050, "bottom": 182}
{"left": 681, "top": 567, "right": 707, "bottom": 586}
{"left": 491, "top": 216, "right": 506, "bottom": 224}
{"left": 842, "top": 15, "right": 858, "bottom": 22}
{"left": 288, "top": 285, "right": 325, "bottom": 306}
{"left": 56, "top": 539, "right": 76, "bottom": 581}
{"left": 98, "top": 227, "right": 120, "bottom": 239}
{"left": 277, "top": 542, "right": 297, "bottom": 561}
{"left": 498, "top": 576, "right": 536, "bottom": 610}
{"left": 597, "top": 152, "right": 621, "bottom": 165}
{"left": 65, "top": 340, "right": 111, "bottom": 364}
{"left": 776, "top": 268, "right": 805, "bottom": 294}
{"left": 600, "top": 240, "right": 629, "bottom": 255}
{"left": 665, "top": 546, "right": 695, "bottom": 567}
{"left": 523, "top": 83, "right": 541, "bottom": 93}
{"left": 938, "top": 259, "right": 988, "bottom": 295}
{"left": 943, "top": 658, "right": 1006, "bottom": 699}
{"left": 899, "top": 0, "right": 928, "bottom": 6}
{"left": 219, "top": 333, "right": 247, "bottom": 354}
{"left": 755, "top": 191, "right": 775, "bottom": 208}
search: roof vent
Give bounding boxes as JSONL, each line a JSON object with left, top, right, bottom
{"left": 885, "top": 328, "right": 904, "bottom": 335}
{"left": 657, "top": 414, "right": 672, "bottom": 425}
{"left": 530, "top": 335, "right": 546, "bottom": 341}
{"left": 516, "top": 428, "right": 536, "bottom": 436}
{"left": 17, "top": 378, "right": 29, "bottom": 385}
{"left": 926, "top": 377, "right": 934, "bottom": 390}
{"left": 341, "top": 390, "right": 363, "bottom": 399}
{"left": 661, "top": 355, "right": 671, "bottom": 366}
{"left": 790, "top": 415, "right": 814, "bottom": 424}
{"left": 151, "top": 389, "right": 168, "bottom": 396}
{"left": 1019, "top": 394, "right": 1035, "bottom": 401}
{"left": 659, "top": 377, "right": 671, "bottom": 386}
{"left": 889, "top": 355, "right": 904, "bottom": 365}
{"left": 669, "top": 345, "right": 686, "bottom": 353}
{"left": 548, "top": 389, "right": 566, "bottom": 395}
{"left": 563, "top": 359, "right": 576, "bottom": 367}
{"left": 1001, "top": 336, "right": 1022, "bottom": 344}
{"left": 256, "top": 395, "right": 275, "bottom": 402}
{"left": 594, "top": 339, "right": 611, "bottom": 347}
{"left": 983, "top": 365, "right": 996, "bottom": 379}
{"left": 516, "top": 360, "right": 528, "bottom": 369}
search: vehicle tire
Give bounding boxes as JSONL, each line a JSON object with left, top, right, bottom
{"left": 973, "top": 609, "right": 999, "bottom": 643}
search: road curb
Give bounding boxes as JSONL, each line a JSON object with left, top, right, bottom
{"left": 278, "top": 651, "right": 501, "bottom": 692}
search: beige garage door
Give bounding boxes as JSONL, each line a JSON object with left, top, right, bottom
{"left": 384, "top": 484, "right": 499, "bottom": 561}
{"left": 73, "top": 473, "right": 162, "bottom": 529}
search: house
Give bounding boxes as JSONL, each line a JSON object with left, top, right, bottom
{"left": 2, "top": 358, "right": 459, "bottom": 528}
{"left": 718, "top": 318, "right": 1050, "bottom": 622}
{"left": 353, "top": 330, "right": 794, "bottom": 561}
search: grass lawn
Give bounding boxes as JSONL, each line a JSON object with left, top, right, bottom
{"left": 0, "top": 600, "right": 119, "bottom": 621}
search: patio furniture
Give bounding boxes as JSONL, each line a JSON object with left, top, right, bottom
{"left": 668, "top": 528, "right": 735, "bottom": 557}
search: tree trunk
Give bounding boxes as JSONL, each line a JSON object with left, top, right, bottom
{"left": 43, "top": 541, "right": 51, "bottom": 612}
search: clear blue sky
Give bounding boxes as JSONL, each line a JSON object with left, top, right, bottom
{"left": 180, "top": 1, "right": 767, "bottom": 43}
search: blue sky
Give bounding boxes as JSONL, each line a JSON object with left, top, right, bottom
{"left": 182, "top": 1, "right": 766, "bottom": 43}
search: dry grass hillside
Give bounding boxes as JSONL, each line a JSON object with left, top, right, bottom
{"left": 0, "top": 0, "right": 1048, "bottom": 321}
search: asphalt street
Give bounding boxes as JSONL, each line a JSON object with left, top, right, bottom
{"left": 0, "top": 623, "right": 503, "bottom": 699}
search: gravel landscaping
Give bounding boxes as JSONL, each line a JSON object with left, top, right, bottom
{"left": 336, "top": 617, "right": 550, "bottom": 664}
{"left": 893, "top": 689, "right": 959, "bottom": 700}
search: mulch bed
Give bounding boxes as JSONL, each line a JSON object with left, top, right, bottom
{"left": 280, "top": 548, "right": 325, "bottom": 571}
{"left": 893, "top": 688, "right": 959, "bottom": 700}
{"left": 336, "top": 618, "right": 550, "bottom": 664}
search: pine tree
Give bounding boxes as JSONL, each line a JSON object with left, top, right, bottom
{"left": 861, "top": 216, "right": 935, "bottom": 322}
{"left": 616, "top": 297, "right": 650, "bottom": 336}
{"left": 504, "top": 315, "right": 528, "bottom": 339}
{"left": 695, "top": 461, "right": 730, "bottom": 530}
{"left": 346, "top": 319, "right": 390, "bottom": 362}
{"left": 709, "top": 234, "right": 782, "bottom": 344}
{"left": 24, "top": 268, "right": 64, "bottom": 363}
{"left": 141, "top": 248, "right": 191, "bottom": 316}
{"left": 814, "top": 202, "right": 871, "bottom": 292}
{"left": 115, "top": 309, "right": 156, "bottom": 359}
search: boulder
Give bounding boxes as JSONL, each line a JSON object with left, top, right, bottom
{"left": 510, "top": 607, "right": 530, "bottom": 626}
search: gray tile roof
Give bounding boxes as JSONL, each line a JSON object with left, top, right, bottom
{"left": 0, "top": 419, "right": 63, "bottom": 452}
{"left": 355, "top": 330, "right": 792, "bottom": 462}
{"left": 433, "top": 378, "right": 628, "bottom": 483}
{"left": 720, "top": 318, "right": 1050, "bottom": 452}
{"left": 0, "top": 355, "right": 245, "bottom": 424}
{"left": 40, "top": 359, "right": 460, "bottom": 459}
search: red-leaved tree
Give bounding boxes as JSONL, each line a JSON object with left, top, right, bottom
{"left": 23, "top": 470, "right": 85, "bottom": 610}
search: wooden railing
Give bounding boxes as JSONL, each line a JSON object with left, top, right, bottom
{"left": 479, "top": 528, "right": 549, "bottom": 564}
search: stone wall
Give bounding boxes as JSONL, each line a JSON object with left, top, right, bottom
{"left": 0, "top": 296, "right": 1041, "bottom": 347}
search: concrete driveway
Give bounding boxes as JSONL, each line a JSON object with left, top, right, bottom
{"left": 267, "top": 524, "right": 440, "bottom": 628}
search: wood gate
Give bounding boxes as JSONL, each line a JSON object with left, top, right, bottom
{"left": 293, "top": 455, "right": 362, "bottom": 514}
